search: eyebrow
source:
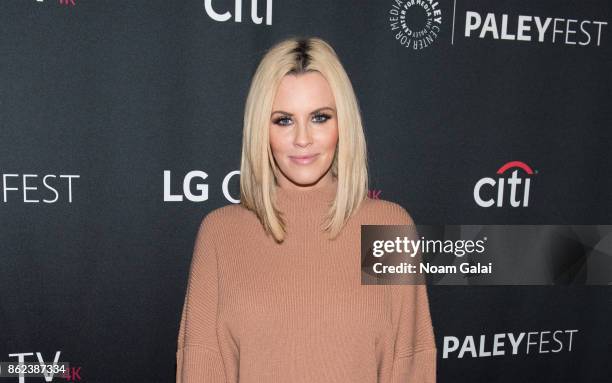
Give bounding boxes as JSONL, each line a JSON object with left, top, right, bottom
{"left": 270, "top": 106, "right": 336, "bottom": 116}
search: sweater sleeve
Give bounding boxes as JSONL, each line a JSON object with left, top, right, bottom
{"left": 388, "top": 205, "right": 437, "bottom": 382}
{"left": 176, "top": 213, "right": 227, "bottom": 383}
{"left": 389, "top": 284, "right": 437, "bottom": 382}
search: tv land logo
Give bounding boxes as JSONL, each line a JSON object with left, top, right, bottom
{"left": 368, "top": 189, "right": 382, "bottom": 199}
{"left": 5, "top": 351, "right": 82, "bottom": 382}
{"left": 204, "top": 0, "right": 272, "bottom": 25}
{"left": 443, "top": 329, "right": 578, "bottom": 359}
{"left": 35, "top": 0, "right": 76, "bottom": 5}
{"left": 388, "top": 0, "right": 443, "bottom": 50}
{"left": 473, "top": 161, "right": 535, "bottom": 208}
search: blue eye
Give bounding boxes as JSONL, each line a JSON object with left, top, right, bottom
{"left": 274, "top": 117, "right": 292, "bottom": 126}
{"left": 272, "top": 113, "right": 332, "bottom": 126}
{"left": 313, "top": 113, "right": 331, "bottom": 123}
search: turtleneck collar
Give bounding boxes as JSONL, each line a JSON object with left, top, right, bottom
{"left": 275, "top": 177, "right": 338, "bottom": 216}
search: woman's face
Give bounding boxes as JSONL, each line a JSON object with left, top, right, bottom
{"left": 269, "top": 71, "right": 339, "bottom": 190}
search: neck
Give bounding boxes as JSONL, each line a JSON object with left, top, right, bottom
{"left": 275, "top": 177, "right": 338, "bottom": 227}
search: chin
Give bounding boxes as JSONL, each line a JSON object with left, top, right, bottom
{"left": 282, "top": 170, "right": 326, "bottom": 186}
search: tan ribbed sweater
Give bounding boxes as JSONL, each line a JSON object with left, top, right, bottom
{"left": 176, "top": 179, "right": 437, "bottom": 382}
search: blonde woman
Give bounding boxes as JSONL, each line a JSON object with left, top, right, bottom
{"left": 176, "top": 36, "right": 437, "bottom": 382}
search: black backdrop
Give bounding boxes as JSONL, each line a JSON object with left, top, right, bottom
{"left": 1, "top": 0, "right": 610, "bottom": 382}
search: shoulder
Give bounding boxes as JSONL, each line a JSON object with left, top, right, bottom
{"left": 358, "top": 197, "right": 416, "bottom": 225}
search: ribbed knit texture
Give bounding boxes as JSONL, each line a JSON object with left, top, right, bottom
{"left": 176, "top": 178, "right": 437, "bottom": 382}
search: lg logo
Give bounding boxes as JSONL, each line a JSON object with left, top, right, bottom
{"left": 474, "top": 161, "right": 535, "bottom": 208}
{"left": 164, "top": 170, "right": 240, "bottom": 203}
{"left": 165, "top": 171, "right": 384, "bottom": 203}
{"left": 204, "top": 0, "right": 272, "bottom": 25}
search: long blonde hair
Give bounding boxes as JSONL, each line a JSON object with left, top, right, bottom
{"left": 239, "top": 36, "right": 369, "bottom": 243}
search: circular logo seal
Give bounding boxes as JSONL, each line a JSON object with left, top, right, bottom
{"left": 388, "top": 0, "right": 443, "bottom": 50}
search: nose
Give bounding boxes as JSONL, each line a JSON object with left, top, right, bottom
{"left": 293, "top": 120, "right": 312, "bottom": 148}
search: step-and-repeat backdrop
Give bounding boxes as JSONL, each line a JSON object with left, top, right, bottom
{"left": 1, "top": 0, "right": 610, "bottom": 382}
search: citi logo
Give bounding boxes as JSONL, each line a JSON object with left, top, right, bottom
{"left": 204, "top": 0, "right": 272, "bottom": 25}
{"left": 473, "top": 161, "right": 535, "bottom": 208}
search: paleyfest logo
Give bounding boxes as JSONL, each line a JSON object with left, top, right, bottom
{"left": 389, "top": 0, "right": 443, "bottom": 50}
